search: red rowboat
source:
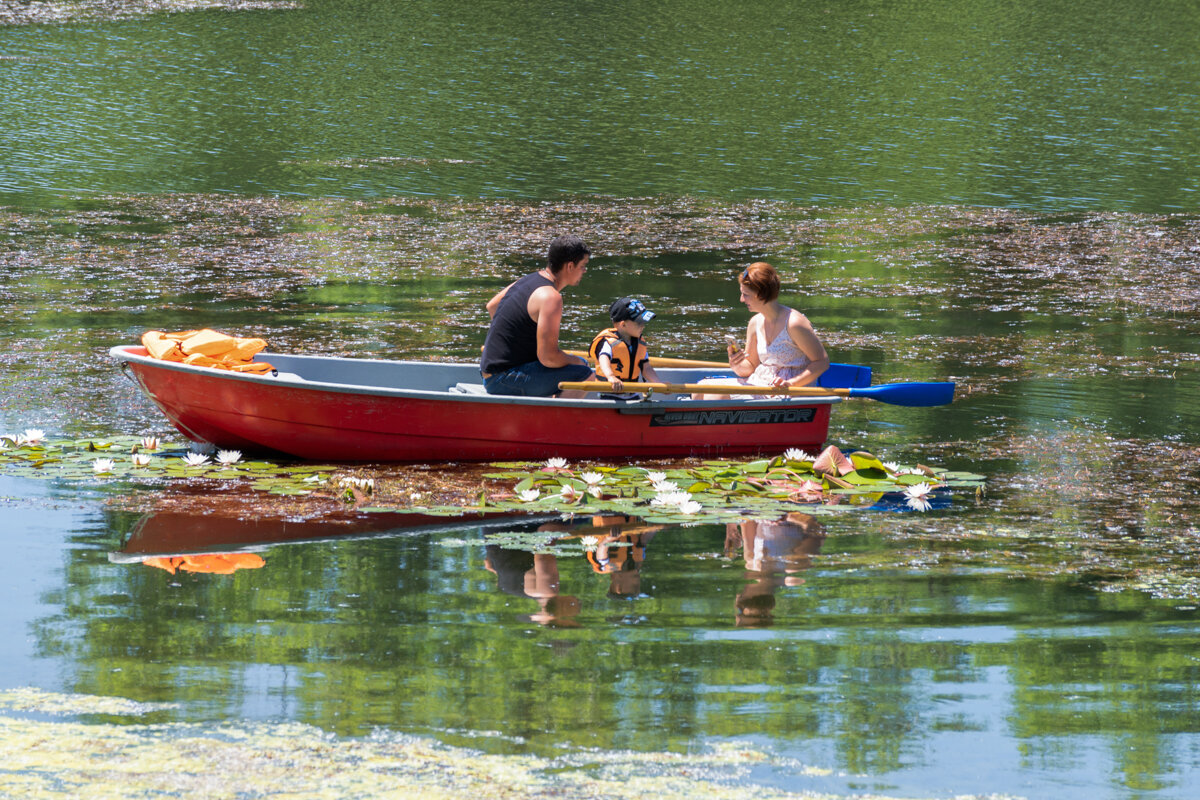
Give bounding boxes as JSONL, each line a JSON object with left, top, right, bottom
{"left": 111, "top": 345, "right": 870, "bottom": 462}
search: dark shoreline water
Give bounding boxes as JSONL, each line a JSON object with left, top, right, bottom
{"left": 3, "top": 1, "right": 1200, "bottom": 212}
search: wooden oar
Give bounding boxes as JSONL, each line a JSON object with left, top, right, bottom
{"left": 558, "top": 380, "right": 956, "bottom": 407}
{"left": 565, "top": 349, "right": 727, "bottom": 370}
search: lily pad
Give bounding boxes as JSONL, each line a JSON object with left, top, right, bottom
{"left": 849, "top": 452, "right": 887, "bottom": 472}
{"left": 841, "top": 470, "right": 889, "bottom": 485}
{"left": 941, "top": 471, "right": 987, "bottom": 481}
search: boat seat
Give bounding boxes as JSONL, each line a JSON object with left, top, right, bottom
{"left": 450, "top": 382, "right": 487, "bottom": 395}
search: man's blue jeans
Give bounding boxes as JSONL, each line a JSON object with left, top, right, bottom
{"left": 483, "top": 360, "right": 593, "bottom": 397}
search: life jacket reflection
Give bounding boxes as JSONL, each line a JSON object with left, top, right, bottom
{"left": 585, "top": 514, "right": 657, "bottom": 574}
{"left": 141, "top": 553, "right": 266, "bottom": 574}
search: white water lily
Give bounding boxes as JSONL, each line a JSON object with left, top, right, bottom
{"left": 651, "top": 491, "right": 692, "bottom": 507}
{"left": 518, "top": 488, "right": 540, "bottom": 502}
{"left": 678, "top": 499, "right": 703, "bottom": 515}
{"left": 216, "top": 449, "right": 243, "bottom": 465}
{"left": 20, "top": 428, "right": 46, "bottom": 444}
{"left": 783, "top": 448, "right": 809, "bottom": 461}
{"left": 580, "top": 471, "right": 604, "bottom": 486}
{"left": 543, "top": 457, "right": 568, "bottom": 471}
{"left": 92, "top": 458, "right": 116, "bottom": 474}
{"left": 131, "top": 453, "right": 152, "bottom": 467}
{"left": 904, "top": 482, "right": 934, "bottom": 512}
{"left": 559, "top": 484, "right": 580, "bottom": 502}
{"left": 140, "top": 436, "right": 160, "bottom": 450}
{"left": 580, "top": 535, "right": 599, "bottom": 551}
{"left": 651, "top": 479, "right": 680, "bottom": 494}
{"left": 645, "top": 470, "right": 667, "bottom": 484}
{"left": 883, "top": 461, "right": 902, "bottom": 473}
{"left": 587, "top": 486, "right": 602, "bottom": 498}
{"left": 340, "top": 477, "right": 374, "bottom": 492}
{"left": 182, "top": 452, "right": 210, "bottom": 466}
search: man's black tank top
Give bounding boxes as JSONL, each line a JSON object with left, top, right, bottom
{"left": 481, "top": 272, "right": 554, "bottom": 374}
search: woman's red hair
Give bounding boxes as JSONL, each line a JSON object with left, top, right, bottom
{"left": 739, "top": 262, "right": 780, "bottom": 302}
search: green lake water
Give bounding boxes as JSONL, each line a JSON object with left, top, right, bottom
{"left": 2, "top": 2, "right": 1199, "bottom": 798}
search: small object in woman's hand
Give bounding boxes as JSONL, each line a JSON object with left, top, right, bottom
{"left": 724, "top": 334, "right": 741, "bottom": 352}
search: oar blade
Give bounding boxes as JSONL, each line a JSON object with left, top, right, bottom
{"left": 851, "top": 381, "right": 955, "bottom": 407}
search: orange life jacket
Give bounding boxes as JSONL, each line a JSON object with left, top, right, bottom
{"left": 587, "top": 328, "right": 649, "bottom": 381}
{"left": 141, "top": 329, "right": 274, "bottom": 375}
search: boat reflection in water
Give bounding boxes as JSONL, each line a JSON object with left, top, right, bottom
{"left": 110, "top": 508, "right": 824, "bottom": 629}
{"left": 109, "top": 508, "right": 556, "bottom": 571}
{"left": 724, "top": 513, "right": 826, "bottom": 627}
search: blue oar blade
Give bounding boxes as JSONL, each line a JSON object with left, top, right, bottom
{"left": 849, "top": 381, "right": 956, "bottom": 407}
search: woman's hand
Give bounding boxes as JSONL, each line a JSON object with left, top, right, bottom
{"left": 729, "top": 344, "right": 755, "bottom": 378}
{"left": 767, "top": 376, "right": 791, "bottom": 396}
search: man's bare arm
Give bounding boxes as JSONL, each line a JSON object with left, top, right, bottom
{"left": 531, "top": 287, "right": 586, "bottom": 368}
{"left": 485, "top": 281, "right": 515, "bottom": 319}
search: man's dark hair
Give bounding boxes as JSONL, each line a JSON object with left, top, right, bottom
{"left": 547, "top": 234, "right": 590, "bottom": 273}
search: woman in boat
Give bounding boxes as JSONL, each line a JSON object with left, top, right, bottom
{"left": 693, "top": 261, "right": 830, "bottom": 400}
{"left": 481, "top": 234, "right": 595, "bottom": 398}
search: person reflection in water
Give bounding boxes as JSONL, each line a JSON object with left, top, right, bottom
{"left": 725, "top": 512, "right": 826, "bottom": 627}
{"left": 484, "top": 524, "right": 581, "bottom": 627}
{"left": 585, "top": 515, "right": 662, "bottom": 599}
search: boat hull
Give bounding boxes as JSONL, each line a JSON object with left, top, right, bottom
{"left": 112, "top": 346, "right": 845, "bottom": 462}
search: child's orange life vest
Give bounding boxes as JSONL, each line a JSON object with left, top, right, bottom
{"left": 588, "top": 328, "right": 649, "bottom": 381}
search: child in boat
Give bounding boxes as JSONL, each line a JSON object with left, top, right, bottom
{"left": 588, "top": 297, "right": 663, "bottom": 395}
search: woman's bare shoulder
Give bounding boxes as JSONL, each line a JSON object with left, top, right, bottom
{"left": 784, "top": 306, "right": 814, "bottom": 328}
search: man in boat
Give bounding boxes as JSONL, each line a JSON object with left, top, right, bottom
{"left": 481, "top": 234, "right": 595, "bottom": 397}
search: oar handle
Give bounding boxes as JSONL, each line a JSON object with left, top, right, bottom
{"left": 558, "top": 380, "right": 848, "bottom": 398}
{"left": 559, "top": 379, "right": 956, "bottom": 406}
{"left": 565, "top": 350, "right": 729, "bottom": 370}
